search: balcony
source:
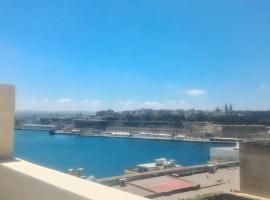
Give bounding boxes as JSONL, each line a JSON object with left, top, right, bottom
{"left": 0, "top": 84, "right": 148, "bottom": 200}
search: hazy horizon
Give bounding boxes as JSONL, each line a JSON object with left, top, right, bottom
{"left": 15, "top": 106, "right": 270, "bottom": 113}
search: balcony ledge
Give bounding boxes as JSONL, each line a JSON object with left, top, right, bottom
{"left": 0, "top": 158, "right": 148, "bottom": 200}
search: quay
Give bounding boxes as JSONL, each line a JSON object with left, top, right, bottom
{"left": 48, "top": 129, "right": 241, "bottom": 144}
{"left": 17, "top": 124, "right": 57, "bottom": 131}
{"left": 96, "top": 161, "right": 239, "bottom": 186}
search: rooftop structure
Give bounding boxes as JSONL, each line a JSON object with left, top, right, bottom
{"left": 136, "top": 158, "right": 177, "bottom": 173}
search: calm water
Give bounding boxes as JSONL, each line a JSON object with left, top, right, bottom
{"left": 15, "top": 130, "right": 233, "bottom": 178}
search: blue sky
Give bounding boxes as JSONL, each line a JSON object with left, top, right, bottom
{"left": 1, "top": 0, "right": 270, "bottom": 111}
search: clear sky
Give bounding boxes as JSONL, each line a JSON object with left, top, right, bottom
{"left": 1, "top": 0, "right": 270, "bottom": 111}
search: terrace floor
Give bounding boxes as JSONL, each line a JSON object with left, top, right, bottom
{"left": 114, "top": 167, "right": 240, "bottom": 200}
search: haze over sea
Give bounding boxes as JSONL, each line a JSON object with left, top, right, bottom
{"left": 15, "top": 130, "right": 232, "bottom": 178}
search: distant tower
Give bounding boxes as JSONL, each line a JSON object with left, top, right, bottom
{"left": 224, "top": 104, "right": 229, "bottom": 113}
{"left": 229, "top": 104, "right": 233, "bottom": 112}
{"left": 215, "top": 106, "right": 221, "bottom": 113}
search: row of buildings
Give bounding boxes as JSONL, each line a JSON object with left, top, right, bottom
{"left": 17, "top": 118, "right": 270, "bottom": 140}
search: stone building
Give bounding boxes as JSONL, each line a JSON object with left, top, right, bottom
{"left": 240, "top": 141, "right": 270, "bottom": 198}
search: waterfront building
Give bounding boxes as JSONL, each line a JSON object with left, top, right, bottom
{"left": 182, "top": 122, "right": 222, "bottom": 137}
{"left": 20, "top": 123, "right": 57, "bottom": 131}
{"left": 136, "top": 158, "right": 178, "bottom": 173}
{"left": 73, "top": 119, "right": 183, "bottom": 135}
{"left": 221, "top": 125, "right": 267, "bottom": 139}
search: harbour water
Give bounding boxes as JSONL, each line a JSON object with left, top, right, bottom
{"left": 15, "top": 130, "right": 233, "bottom": 178}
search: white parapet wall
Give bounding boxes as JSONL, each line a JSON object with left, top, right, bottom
{"left": 0, "top": 159, "right": 149, "bottom": 200}
{"left": 0, "top": 84, "right": 15, "bottom": 159}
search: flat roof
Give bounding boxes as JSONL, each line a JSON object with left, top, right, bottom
{"left": 129, "top": 176, "right": 198, "bottom": 194}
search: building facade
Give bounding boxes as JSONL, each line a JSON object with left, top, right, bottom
{"left": 240, "top": 141, "right": 270, "bottom": 198}
{"left": 222, "top": 125, "right": 266, "bottom": 139}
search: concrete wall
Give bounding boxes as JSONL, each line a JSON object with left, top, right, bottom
{"left": 73, "top": 119, "right": 183, "bottom": 134}
{"left": 240, "top": 141, "right": 270, "bottom": 198}
{"left": 0, "top": 84, "right": 15, "bottom": 159}
{"left": 222, "top": 125, "right": 266, "bottom": 139}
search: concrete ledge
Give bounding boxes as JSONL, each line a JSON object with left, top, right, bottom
{"left": 0, "top": 158, "right": 148, "bottom": 200}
